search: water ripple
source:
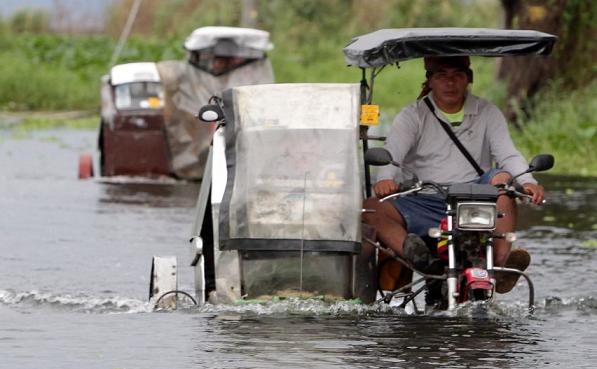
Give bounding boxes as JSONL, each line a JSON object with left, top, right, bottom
{"left": 542, "top": 295, "right": 597, "bottom": 313}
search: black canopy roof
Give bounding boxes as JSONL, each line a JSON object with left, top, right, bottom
{"left": 343, "top": 28, "right": 557, "bottom": 68}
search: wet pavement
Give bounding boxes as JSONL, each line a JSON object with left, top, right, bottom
{"left": 1, "top": 127, "right": 596, "bottom": 368}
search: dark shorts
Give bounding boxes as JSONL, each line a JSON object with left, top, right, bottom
{"left": 391, "top": 169, "right": 504, "bottom": 236}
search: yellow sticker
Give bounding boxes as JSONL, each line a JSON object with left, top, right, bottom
{"left": 360, "top": 104, "right": 379, "bottom": 126}
{"left": 147, "top": 97, "right": 162, "bottom": 108}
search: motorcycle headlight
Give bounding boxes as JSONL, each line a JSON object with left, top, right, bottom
{"left": 456, "top": 202, "right": 496, "bottom": 230}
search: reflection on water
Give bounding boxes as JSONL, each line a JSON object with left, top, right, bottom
{"left": 195, "top": 308, "right": 541, "bottom": 369}
{"left": 99, "top": 180, "right": 199, "bottom": 207}
{"left": 518, "top": 174, "right": 597, "bottom": 231}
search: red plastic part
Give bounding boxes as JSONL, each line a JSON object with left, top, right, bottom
{"left": 460, "top": 267, "right": 494, "bottom": 302}
{"left": 78, "top": 153, "right": 94, "bottom": 179}
{"left": 440, "top": 217, "right": 448, "bottom": 230}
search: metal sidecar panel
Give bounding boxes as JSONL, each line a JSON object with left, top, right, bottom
{"left": 241, "top": 251, "right": 353, "bottom": 299}
{"left": 209, "top": 126, "right": 242, "bottom": 303}
{"left": 219, "top": 83, "right": 363, "bottom": 251}
{"left": 192, "top": 83, "right": 376, "bottom": 304}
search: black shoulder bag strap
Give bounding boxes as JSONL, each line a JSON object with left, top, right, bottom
{"left": 423, "top": 96, "right": 484, "bottom": 176}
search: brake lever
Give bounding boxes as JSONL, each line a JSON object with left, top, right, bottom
{"left": 517, "top": 191, "right": 547, "bottom": 205}
{"left": 516, "top": 191, "right": 534, "bottom": 201}
{"left": 498, "top": 183, "right": 531, "bottom": 200}
{"left": 506, "top": 187, "right": 546, "bottom": 205}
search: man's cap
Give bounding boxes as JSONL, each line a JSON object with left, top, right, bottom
{"left": 424, "top": 56, "right": 471, "bottom": 72}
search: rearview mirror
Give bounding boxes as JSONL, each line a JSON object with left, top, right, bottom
{"left": 528, "top": 154, "right": 555, "bottom": 172}
{"left": 508, "top": 153, "right": 555, "bottom": 185}
{"left": 196, "top": 104, "right": 224, "bottom": 122}
{"left": 365, "top": 148, "right": 393, "bottom": 166}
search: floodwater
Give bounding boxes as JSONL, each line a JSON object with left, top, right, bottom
{"left": 1, "top": 127, "right": 596, "bottom": 369}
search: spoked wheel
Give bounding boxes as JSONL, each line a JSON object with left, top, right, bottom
{"left": 154, "top": 290, "right": 198, "bottom": 310}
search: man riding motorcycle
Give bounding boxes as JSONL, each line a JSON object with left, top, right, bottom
{"left": 363, "top": 56, "right": 544, "bottom": 294}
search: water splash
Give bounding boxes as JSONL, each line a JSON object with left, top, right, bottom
{"left": 0, "top": 289, "right": 152, "bottom": 314}
{"left": 194, "top": 297, "right": 406, "bottom": 317}
{"left": 5, "top": 288, "right": 593, "bottom": 319}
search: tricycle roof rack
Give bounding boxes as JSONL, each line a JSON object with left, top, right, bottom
{"left": 343, "top": 27, "right": 557, "bottom": 68}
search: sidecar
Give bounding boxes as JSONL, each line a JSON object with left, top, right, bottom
{"left": 188, "top": 83, "right": 376, "bottom": 304}
{"left": 151, "top": 28, "right": 557, "bottom": 308}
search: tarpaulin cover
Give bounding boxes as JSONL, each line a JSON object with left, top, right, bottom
{"left": 343, "top": 28, "right": 557, "bottom": 68}
{"left": 156, "top": 59, "right": 274, "bottom": 179}
{"left": 100, "top": 75, "right": 117, "bottom": 129}
{"left": 218, "top": 84, "right": 362, "bottom": 252}
{"left": 184, "top": 26, "right": 273, "bottom": 54}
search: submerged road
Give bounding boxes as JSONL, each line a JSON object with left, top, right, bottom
{"left": 1, "top": 127, "right": 596, "bottom": 369}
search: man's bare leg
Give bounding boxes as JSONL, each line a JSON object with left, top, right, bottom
{"left": 491, "top": 172, "right": 531, "bottom": 293}
{"left": 362, "top": 197, "right": 408, "bottom": 257}
{"left": 491, "top": 172, "right": 516, "bottom": 266}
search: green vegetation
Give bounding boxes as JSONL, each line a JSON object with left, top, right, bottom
{"left": 0, "top": 33, "right": 183, "bottom": 111}
{"left": 512, "top": 81, "right": 597, "bottom": 176}
{"left": 0, "top": 114, "right": 99, "bottom": 142}
{"left": 0, "top": 1, "right": 595, "bottom": 175}
{"left": 11, "top": 115, "right": 99, "bottom": 131}
{"left": 1, "top": 0, "right": 504, "bottom": 112}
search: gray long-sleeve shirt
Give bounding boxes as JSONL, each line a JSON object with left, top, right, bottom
{"left": 376, "top": 92, "right": 537, "bottom": 185}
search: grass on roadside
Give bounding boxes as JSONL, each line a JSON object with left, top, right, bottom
{"left": 512, "top": 81, "right": 597, "bottom": 176}
{"left": 0, "top": 33, "right": 184, "bottom": 111}
{"left": 9, "top": 115, "right": 99, "bottom": 132}
{"left": 0, "top": 51, "right": 101, "bottom": 111}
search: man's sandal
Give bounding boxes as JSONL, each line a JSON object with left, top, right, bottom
{"left": 495, "top": 248, "right": 531, "bottom": 294}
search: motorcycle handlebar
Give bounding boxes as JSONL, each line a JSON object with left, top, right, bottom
{"left": 379, "top": 181, "right": 542, "bottom": 204}
{"left": 494, "top": 183, "right": 546, "bottom": 204}
{"left": 379, "top": 181, "right": 447, "bottom": 202}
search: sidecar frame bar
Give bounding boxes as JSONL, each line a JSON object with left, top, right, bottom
{"left": 493, "top": 266, "right": 535, "bottom": 311}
